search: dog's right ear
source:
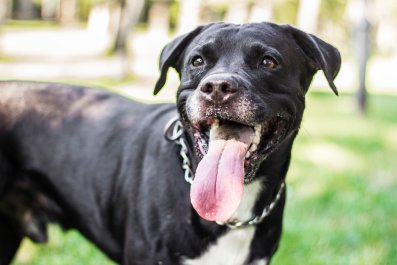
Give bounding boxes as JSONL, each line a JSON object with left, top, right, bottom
{"left": 153, "top": 26, "right": 207, "bottom": 95}
{"left": 282, "top": 25, "right": 341, "bottom": 95}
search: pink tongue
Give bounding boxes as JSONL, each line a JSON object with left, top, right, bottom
{"left": 190, "top": 139, "right": 248, "bottom": 222}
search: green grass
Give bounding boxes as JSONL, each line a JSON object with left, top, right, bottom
{"left": 273, "top": 92, "right": 397, "bottom": 265}
{"left": 13, "top": 226, "right": 115, "bottom": 265}
{"left": 12, "top": 90, "right": 397, "bottom": 265}
{"left": 2, "top": 20, "right": 59, "bottom": 31}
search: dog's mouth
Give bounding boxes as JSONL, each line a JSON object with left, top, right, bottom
{"left": 189, "top": 116, "right": 289, "bottom": 222}
{"left": 192, "top": 117, "right": 288, "bottom": 166}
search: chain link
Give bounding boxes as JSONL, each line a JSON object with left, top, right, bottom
{"left": 164, "top": 117, "right": 194, "bottom": 184}
{"left": 216, "top": 182, "right": 285, "bottom": 228}
{"left": 179, "top": 137, "right": 194, "bottom": 184}
{"left": 164, "top": 116, "right": 285, "bottom": 229}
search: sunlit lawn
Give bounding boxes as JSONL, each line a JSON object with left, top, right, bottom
{"left": 12, "top": 90, "right": 397, "bottom": 265}
{"left": 273, "top": 91, "right": 397, "bottom": 265}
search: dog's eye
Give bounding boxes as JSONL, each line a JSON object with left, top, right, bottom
{"left": 191, "top": 56, "right": 204, "bottom": 67}
{"left": 261, "top": 56, "right": 278, "bottom": 69}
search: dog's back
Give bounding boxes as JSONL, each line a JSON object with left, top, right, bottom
{"left": 0, "top": 81, "right": 177, "bottom": 264}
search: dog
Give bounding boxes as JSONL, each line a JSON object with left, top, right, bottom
{"left": 0, "top": 22, "right": 340, "bottom": 265}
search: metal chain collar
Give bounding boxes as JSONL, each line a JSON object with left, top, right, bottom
{"left": 164, "top": 117, "right": 194, "bottom": 184}
{"left": 216, "top": 182, "right": 285, "bottom": 229}
{"left": 164, "top": 116, "right": 285, "bottom": 229}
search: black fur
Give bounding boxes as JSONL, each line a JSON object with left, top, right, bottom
{"left": 0, "top": 22, "right": 340, "bottom": 264}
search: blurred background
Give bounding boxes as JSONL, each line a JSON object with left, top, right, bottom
{"left": 0, "top": 0, "right": 395, "bottom": 264}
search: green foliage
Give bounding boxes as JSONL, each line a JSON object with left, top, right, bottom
{"left": 319, "top": 0, "right": 347, "bottom": 24}
{"left": 11, "top": 91, "right": 397, "bottom": 265}
{"left": 273, "top": 0, "right": 299, "bottom": 24}
{"left": 168, "top": 1, "right": 179, "bottom": 30}
{"left": 79, "top": 0, "right": 97, "bottom": 21}
{"left": 200, "top": 2, "right": 228, "bottom": 22}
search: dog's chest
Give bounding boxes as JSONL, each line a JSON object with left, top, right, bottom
{"left": 184, "top": 181, "right": 263, "bottom": 265}
{"left": 184, "top": 227, "right": 255, "bottom": 265}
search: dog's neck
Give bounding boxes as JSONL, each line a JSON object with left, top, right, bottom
{"left": 229, "top": 179, "right": 264, "bottom": 222}
{"left": 218, "top": 135, "right": 295, "bottom": 228}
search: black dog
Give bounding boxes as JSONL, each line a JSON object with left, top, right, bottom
{"left": 0, "top": 22, "right": 340, "bottom": 265}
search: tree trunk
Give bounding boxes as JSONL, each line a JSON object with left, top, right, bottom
{"left": 296, "top": 0, "right": 321, "bottom": 33}
{"left": 224, "top": 0, "right": 249, "bottom": 24}
{"left": 177, "top": 0, "right": 200, "bottom": 34}
{"left": 14, "top": 0, "right": 36, "bottom": 20}
{"left": 248, "top": 0, "right": 273, "bottom": 23}
{"left": 0, "top": 0, "right": 9, "bottom": 24}
{"left": 59, "top": 0, "right": 77, "bottom": 25}
{"left": 42, "top": 0, "right": 59, "bottom": 20}
{"left": 356, "top": 16, "right": 370, "bottom": 114}
{"left": 348, "top": 0, "right": 370, "bottom": 114}
{"left": 148, "top": 0, "right": 169, "bottom": 37}
{"left": 113, "top": 0, "right": 145, "bottom": 55}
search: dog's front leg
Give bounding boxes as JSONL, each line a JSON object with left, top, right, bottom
{"left": 0, "top": 216, "right": 23, "bottom": 265}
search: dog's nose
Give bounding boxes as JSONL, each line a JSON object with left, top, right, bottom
{"left": 199, "top": 79, "right": 238, "bottom": 104}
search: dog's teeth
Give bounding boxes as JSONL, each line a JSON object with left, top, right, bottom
{"left": 253, "top": 134, "right": 260, "bottom": 145}
{"left": 255, "top": 125, "right": 262, "bottom": 137}
{"left": 252, "top": 124, "right": 262, "bottom": 145}
{"left": 254, "top": 124, "right": 262, "bottom": 133}
{"left": 249, "top": 143, "right": 257, "bottom": 153}
{"left": 245, "top": 151, "right": 251, "bottom": 159}
{"left": 212, "top": 119, "right": 219, "bottom": 129}
{"left": 209, "top": 119, "right": 220, "bottom": 141}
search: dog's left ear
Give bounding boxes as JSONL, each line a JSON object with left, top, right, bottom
{"left": 283, "top": 25, "right": 341, "bottom": 95}
{"left": 153, "top": 25, "right": 209, "bottom": 95}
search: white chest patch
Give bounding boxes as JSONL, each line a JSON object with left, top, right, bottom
{"left": 184, "top": 180, "right": 263, "bottom": 265}
{"left": 184, "top": 227, "right": 255, "bottom": 265}
{"left": 229, "top": 180, "right": 263, "bottom": 222}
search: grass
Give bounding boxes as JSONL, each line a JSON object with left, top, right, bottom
{"left": 11, "top": 90, "right": 397, "bottom": 265}
{"left": 2, "top": 20, "right": 60, "bottom": 32}
{"left": 13, "top": 226, "right": 115, "bottom": 265}
{"left": 273, "top": 91, "right": 397, "bottom": 265}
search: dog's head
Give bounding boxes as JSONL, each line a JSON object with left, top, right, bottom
{"left": 155, "top": 22, "right": 341, "bottom": 222}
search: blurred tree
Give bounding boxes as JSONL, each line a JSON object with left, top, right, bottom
{"left": 112, "top": 0, "right": 144, "bottom": 54}
{"left": 14, "top": 0, "right": 38, "bottom": 19}
{"left": 178, "top": 0, "right": 200, "bottom": 34}
{"left": 355, "top": 4, "right": 370, "bottom": 114}
{"left": 296, "top": 0, "right": 320, "bottom": 33}
{"left": 147, "top": 0, "right": 170, "bottom": 36}
{"left": 348, "top": 0, "right": 370, "bottom": 114}
{"left": 0, "top": 0, "right": 8, "bottom": 24}
{"left": 248, "top": 0, "right": 273, "bottom": 22}
{"left": 59, "top": 0, "right": 78, "bottom": 25}
{"left": 273, "top": 0, "right": 298, "bottom": 24}
{"left": 41, "top": 0, "right": 58, "bottom": 20}
{"left": 224, "top": 0, "right": 249, "bottom": 24}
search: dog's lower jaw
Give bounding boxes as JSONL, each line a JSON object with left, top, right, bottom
{"left": 244, "top": 160, "right": 263, "bottom": 184}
